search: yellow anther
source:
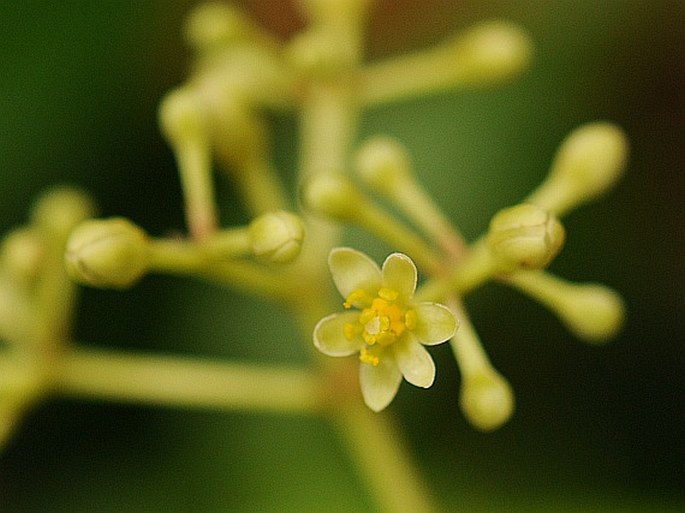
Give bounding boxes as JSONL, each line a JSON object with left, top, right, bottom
{"left": 378, "top": 287, "right": 399, "bottom": 301}
{"left": 344, "top": 288, "right": 366, "bottom": 309}
{"left": 376, "top": 332, "right": 397, "bottom": 347}
{"left": 343, "top": 323, "right": 357, "bottom": 341}
{"left": 359, "top": 347, "right": 380, "bottom": 366}
{"left": 359, "top": 308, "right": 376, "bottom": 325}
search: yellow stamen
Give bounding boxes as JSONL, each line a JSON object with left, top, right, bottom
{"left": 344, "top": 323, "right": 358, "bottom": 341}
{"left": 359, "top": 346, "right": 380, "bottom": 366}
{"left": 344, "top": 288, "right": 367, "bottom": 309}
{"left": 378, "top": 287, "right": 399, "bottom": 301}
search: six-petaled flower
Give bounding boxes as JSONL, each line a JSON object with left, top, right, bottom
{"left": 314, "top": 247, "right": 458, "bottom": 411}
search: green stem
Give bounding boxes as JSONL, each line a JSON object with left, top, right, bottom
{"left": 56, "top": 347, "right": 323, "bottom": 414}
{"left": 332, "top": 404, "right": 442, "bottom": 513}
{"left": 148, "top": 239, "right": 298, "bottom": 303}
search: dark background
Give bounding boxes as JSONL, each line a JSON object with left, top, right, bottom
{"left": 1, "top": 1, "right": 683, "bottom": 511}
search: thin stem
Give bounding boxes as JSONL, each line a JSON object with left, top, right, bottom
{"left": 176, "top": 140, "right": 218, "bottom": 240}
{"left": 353, "top": 199, "right": 445, "bottom": 275}
{"left": 446, "top": 297, "right": 492, "bottom": 378}
{"left": 332, "top": 403, "right": 442, "bottom": 513}
{"left": 148, "top": 239, "right": 298, "bottom": 303}
{"left": 57, "top": 347, "right": 323, "bottom": 414}
{"left": 389, "top": 179, "right": 468, "bottom": 260}
{"left": 414, "top": 241, "right": 497, "bottom": 302}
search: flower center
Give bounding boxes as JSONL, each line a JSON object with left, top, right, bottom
{"left": 343, "top": 287, "right": 417, "bottom": 366}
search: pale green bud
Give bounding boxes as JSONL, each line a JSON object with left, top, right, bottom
{"left": 184, "top": 2, "right": 255, "bottom": 51}
{"left": 158, "top": 88, "right": 208, "bottom": 147}
{"left": 300, "top": 173, "right": 363, "bottom": 222}
{"left": 460, "top": 369, "right": 515, "bottom": 432}
{"left": 354, "top": 136, "right": 412, "bottom": 194}
{"left": 487, "top": 203, "right": 565, "bottom": 270}
{"left": 31, "top": 187, "right": 96, "bottom": 239}
{"left": 554, "top": 283, "right": 626, "bottom": 343}
{"left": 528, "top": 122, "right": 629, "bottom": 216}
{"left": 444, "top": 20, "right": 533, "bottom": 85}
{"left": 65, "top": 218, "right": 150, "bottom": 289}
{"left": 249, "top": 211, "right": 305, "bottom": 264}
{"left": 0, "top": 228, "right": 45, "bottom": 284}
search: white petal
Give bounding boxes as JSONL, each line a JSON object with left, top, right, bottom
{"left": 412, "top": 302, "right": 458, "bottom": 345}
{"left": 381, "top": 252, "right": 417, "bottom": 302}
{"left": 313, "top": 312, "right": 363, "bottom": 356}
{"left": 328, "top": 247, "right": 381, "bottom": 303}
{"left": 393, "top": 334, "right": 436, "bottom": 388}
{"left": 359, "top": 350, "right": 402, "bottom": 412}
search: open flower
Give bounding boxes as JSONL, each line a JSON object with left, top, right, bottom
{"left": 314, "top": 247, "right": 458, "bottom": 411}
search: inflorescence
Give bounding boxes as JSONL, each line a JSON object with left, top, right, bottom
{"left": 0, "top": 0, "right": 628, "bottom": 499}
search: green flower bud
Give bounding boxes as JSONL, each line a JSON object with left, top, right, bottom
{"left": 0, "top": 228, "right": 45, "bottom": 284}
{"left": 65, "top": 218, "right": 150, "bottom": 289}
{"left": 354, "top": 136, "right": 412, "bottom": 194}
{"left": 444, "top": 20, "right": 533, "bottom": 85}
{"left": 528, "top": 122, "right": 629, "bottom": 216}
{"left": 487, "top": 203, "right": 565, "bottom": 270}
{"left": 249, "top": 211, "right": 305, "bottom": 264}
{"left": 300, "top": 173, "right": 363, "bottom": 222}
{"left": 158, "top": 88, "right": 208, "bottom": 147}
{"left": 554, "top": 283, "right": 626, "bottom": 343}
{"left": 184, "top": 2, "right": 255, "bottom": 51}
{"left": 460, "top": 369, "right": 515, "bottom": 432}
{"left": 31, "top": 187, "right": 96, "bottom": 239}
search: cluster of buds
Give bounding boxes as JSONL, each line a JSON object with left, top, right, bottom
{"left": 0, "top": 0, "right": 628, "bottom": 461}
{"left": 0, "top": 188, "right": 95, "bottom": 444}
{"left": 305, "top": 121, "right": 628, "bottom": 428}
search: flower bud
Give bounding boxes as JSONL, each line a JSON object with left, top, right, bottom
{"left": 158, "top": 88, "right": 208, "bottom": 147}
{"left": 460, "top": 369, "right": 515, "bottom": 432}
{"left": 528, "top": 122, "right": 629, "bottom": 216}
{"left": 300, "top": 173, "right": 364, "bottom": 222}
{"left": 31, "top": 187, "right": 96, "bottom": 239}
{"left": 65, "top": 218, "right": 150, "bottom": 289}
{"left": 184, "top": 2, "right": 255, "bottom": 51}
{"left": 354, "top": 136, "right": 412, "bottom": 194}
{"left": 0, "top": 228, "right": 45, "bottom": 284}
{"left": 487, "top": 203, "right": 565, "bottom": 270}
{"left": 554, "top": 283, "right": 626, "bottom": 343}
{"left": 444, "top": 20, "right": 533, "bottom": 85}
{"left": 249, "top": 211, "right": 305, "bottom": 264}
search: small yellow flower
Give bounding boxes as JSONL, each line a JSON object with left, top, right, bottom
{"left": 314, "top": 248, "right": 458, "bottom": 411}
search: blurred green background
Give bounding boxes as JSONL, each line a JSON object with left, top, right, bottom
{"left": 1, "top": 1, "right": 683, "bottom": 511}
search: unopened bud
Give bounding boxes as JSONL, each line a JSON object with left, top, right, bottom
{"left": 487, "top": 203, "right": 565, "bottom": 270}
{"left": 158, "top": 88, "right": 208, "bottom": 147}
{"left": 445, "top": 20, "right": 533, "bottom": 85}
{"left": 554, "top": 283, "right": 626, "bottom": 343}
{"left": 0, "top": 228, "right": 45, "bottom": 284}
{"left": 184, "top": 2, "right": 256, "bottom": 51}
{"left": 354, "top": 136, "right": 412, "bottom": 194}
{"left": 31, "top": 187, "right": 96, "bottom": 239}
{"left": 301, "top": 173, "right": 364, "bottom": 222}
{"left": 460, "top": 369, "right": 515, "bottom": 432}
{"left": 249, "top": 211, "right": 305, "bottom": 264}
{"left": 65, "top": 218, "right": 150, "bottom": 289}
{"left": 528, "top": 122, "right": 629, "bottom": 216}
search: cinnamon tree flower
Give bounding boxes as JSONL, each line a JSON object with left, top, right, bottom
{"left": 314, "top": 248, "right": 458, "bottom": 411}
